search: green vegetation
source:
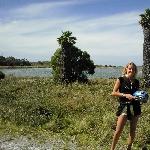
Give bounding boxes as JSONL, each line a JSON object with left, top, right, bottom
{"left": 0, "top": 56, "right": 51, "bottom": 68}
{"left": 0, "top": 56, "right": 31, "bottom": 66}
{"left": 0, "top": 71, "right": 5, "bottom": 79}
{"left": 0, "top": 77, "right": 150, "bottom": 149}
{"left": 51, "top": 31, "right": 95, "bottom": 83}
{"left": 31, "top": 61, "right": 50, "bottom": 68}
{"left": 95, "top": 65, "right": 117, "bottom": 68}
{"left": 139, "top": 8, "right": 150, "bottom": 87}
{"left": 139, "top": 8, "right": 150, "bottom": 28}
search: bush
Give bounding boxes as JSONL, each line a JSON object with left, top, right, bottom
{"left": 51, "top": 31, "right": 95, "bottom": 83}
{"left": 0, "top": 71, "right": 5, "bottom": 80}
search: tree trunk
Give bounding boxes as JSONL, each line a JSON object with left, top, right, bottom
{"left": 143, "top": 28, "right": 150, "bottom": 87}
{"left": 61, "top": 43, "right": 72, "bottom": 83}
{"left": 60, "top": 44, "right": 65, "bottom": 83}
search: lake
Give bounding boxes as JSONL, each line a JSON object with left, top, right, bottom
{"left": 0, "top": 67, "right": 143, "bottom": 79}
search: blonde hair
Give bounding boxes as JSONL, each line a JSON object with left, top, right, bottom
{"left": 122, "top": 62, "right": 138, "bottom": 77}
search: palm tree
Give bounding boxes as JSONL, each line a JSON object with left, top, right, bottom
{"left": 139, "top": 8, "right": 150, "bottom": 87}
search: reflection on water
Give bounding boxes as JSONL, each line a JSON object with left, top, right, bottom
{"left": 0, "top": 67, "right": 142, "bottom": 78}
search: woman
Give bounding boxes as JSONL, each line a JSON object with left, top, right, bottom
{"left": 110, "top": 62, "right": 141, "bottom": 150}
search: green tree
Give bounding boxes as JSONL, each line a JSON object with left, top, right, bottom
{"left": 139, "top": 8, "right": 150, "bottom": 87}
{"left": 0, "top": 56, "right": 6, "bottom": 66}
{"left": 0, "top": 56, "right": 31, "bottom": 66}
{"left": 51, "top": 31, "right": 95, "bottom": 83}
{"left": 5, "top": 56, "right": 16, "bottom": 66}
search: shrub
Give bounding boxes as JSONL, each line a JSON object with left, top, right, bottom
{"left": 0, "top": 71, "right": 5, "bottom": 80}
{"left": 51, "top": 31, "right": 95, "bottom": 83}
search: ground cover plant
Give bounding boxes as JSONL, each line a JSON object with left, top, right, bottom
{"left": 0, "top": 71, "right": 5, "bottom": 80}
{"left": 0, "top": 77, "right": 150, "bottom": 149}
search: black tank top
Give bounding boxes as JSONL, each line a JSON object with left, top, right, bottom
{"left": 118, "top": 76, "right": 139, "bottom": 102}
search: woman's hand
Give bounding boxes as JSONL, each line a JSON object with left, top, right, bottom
{"left": 124, "top": 94, "right": 135, "bottom": 101}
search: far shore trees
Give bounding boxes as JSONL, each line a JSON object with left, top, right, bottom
{"left": 51, "top": 31, "right": 95, "bottom": 83}
{"left": 0, "top": 56, "right": 31, "bottom": 66}
{"left": 139, "top": 8, "right": 150, "bottom": 87}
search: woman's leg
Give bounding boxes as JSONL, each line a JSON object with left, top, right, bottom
{"left": 127, "top": 115, "right": 140, "bottom": 150}
{"left": 111, "top": 115, "right": 127, "bottom": 150}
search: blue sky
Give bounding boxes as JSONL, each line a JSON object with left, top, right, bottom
{"left": 0, "top": 0, "right": 149, "bottom": 66}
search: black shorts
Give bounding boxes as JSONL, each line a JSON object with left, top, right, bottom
{"left": 116, "top": 100, "right": 141, "bottom": 119}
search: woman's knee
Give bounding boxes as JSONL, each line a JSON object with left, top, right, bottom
{"left": 114, "top": 130, "right": 122, "bottom": 138}
{"left": 115, "top": 126, "right": 124, "bottom": 136}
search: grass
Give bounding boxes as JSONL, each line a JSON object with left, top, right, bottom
{"left": 0, "top": 76, "right": 150, "bottom": 149}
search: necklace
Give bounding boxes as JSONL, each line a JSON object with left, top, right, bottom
{"left": 125, "top": 75, "right": 133, "bottom": 90}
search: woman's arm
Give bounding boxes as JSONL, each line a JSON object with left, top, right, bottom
{"left": 111, "top": 79, "right": 124, "bottom": 97}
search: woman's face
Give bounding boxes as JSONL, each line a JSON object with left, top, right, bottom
{"left": 126, "top": 64, "right": 136, "bottom": 78}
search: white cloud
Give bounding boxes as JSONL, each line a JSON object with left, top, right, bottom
{"left": 12, "top": 0, "right": 96, "bottom": 18}
{"left": 0, "top": 2, "right": 144, "bottom": 65}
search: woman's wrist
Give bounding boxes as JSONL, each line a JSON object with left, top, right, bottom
{"left": 121, "top": 93, "right": 125, "bottom": 97}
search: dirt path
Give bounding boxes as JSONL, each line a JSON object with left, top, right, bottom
{"left": 0, "top": 136, "right": 76, "bottom": 150}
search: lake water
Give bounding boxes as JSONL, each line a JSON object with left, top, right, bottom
{"left": 0, "top": 67, "right": 142, "bottom": 79}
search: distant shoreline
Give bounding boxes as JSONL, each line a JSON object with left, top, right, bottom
{"left": 0, "top": 65, "right": 50, "bottom": 69}
{"left": 0, "top": 65, "right": 142, "bottom": 69}
{"left": 0, "top": 65, "right": 121, "bottom": 69}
